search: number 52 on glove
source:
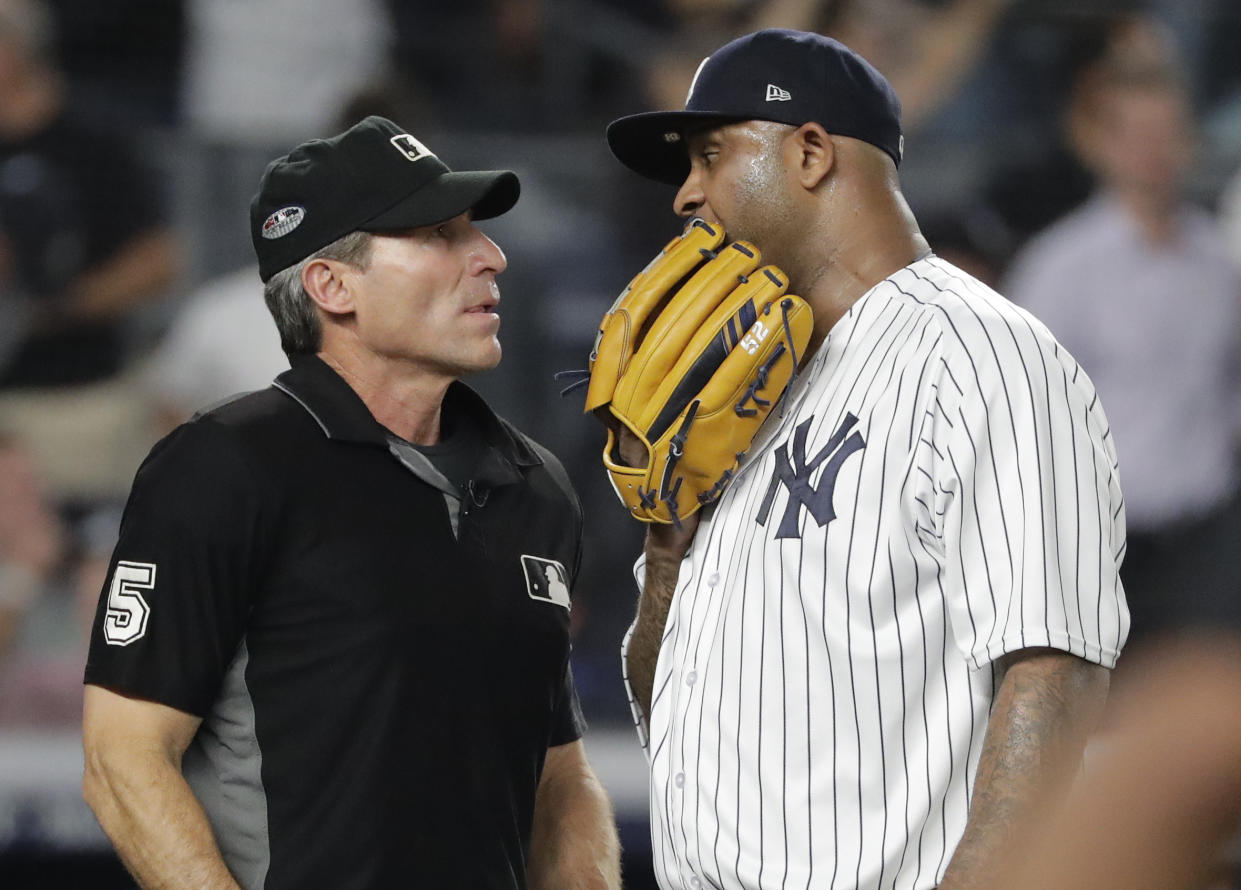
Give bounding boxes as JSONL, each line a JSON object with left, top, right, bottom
{"left": 583, "top": 219, "right": 813, "bottom": 526}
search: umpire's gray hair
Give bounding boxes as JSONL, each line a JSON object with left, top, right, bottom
{"left": 263, "top": 231, "right": 373, "bottom": 355}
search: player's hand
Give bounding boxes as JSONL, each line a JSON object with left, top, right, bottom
{"left": 615, "top": 423, "right": 701, "bottom": 558}
{"left": 646, "top": 512, "right": 699, "bottom": 561}
{"left": 615, "top": 421, "right": 646, "bottom": 470}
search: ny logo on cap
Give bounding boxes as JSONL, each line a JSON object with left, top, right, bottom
{"left": 389, "top": 133, "right": 436, "bottom": 163}
{"left": 766, "top": 84, "right": 792, "bottom": 102}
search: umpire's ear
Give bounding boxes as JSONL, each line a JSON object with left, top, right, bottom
{"left": 302, "top": 256, "right": 356, "bottom": 318}
{"left": 788, "top": 122, "right": 834, "bottom": 191}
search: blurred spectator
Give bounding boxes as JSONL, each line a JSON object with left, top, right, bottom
{"left": 178, "top": 0, "right": 393, "bottom": 285}
{"left": 0, "top": 0, "right": 175, "bottom": 385}
{"left": 0, "top": 0, "right": 177, "bottom": 504}
{"left": 978, "top": 4, "right": 1241, "bottom": 263}
{"left": 1004, "top": 45, "right": 1241, "bottom": 649}
{"left": 142, "top": 265, "right": 287, "bottom": 433}
{"left": 183, "top": 0, "right": 389, "bottom": 145}
{"left": 0, "top": 435, "right": 63, "bottom": 664}
{"left": 0, "top": 433, "right": 100, "bottom": 729}
{"left": 766, "top": 0, "right": 1010, "bottom": 132}
{"left": 386, "top": 0, "right": 658, "bottom": 133}
{"left": 0, "top": 497, "right": 112, "bottom": 729}
{"left": 1201, "top": 0, "right": 1241, "bottom": 110}
{"left": 1220, "top": 163, "right": 1241, "bottom": 269}
{"left": 640, "top": 0, "right": 1009, "bottom": 130}
{"left": 44, "top": 0, "right": 186, "bottom": 127}
{"left": 918, "top": 204, "right": 1009, "bottom": 287}
{"left": 980, "top": 8, "right": 1151, "bottom": 260}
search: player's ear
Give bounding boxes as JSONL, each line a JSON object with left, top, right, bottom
{"left": 302, "top": 258, "right": 356, "bottom": 317}
{"left": 788, "top": 122, "right": 834, "bottom": 190}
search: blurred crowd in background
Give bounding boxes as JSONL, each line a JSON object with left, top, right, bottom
{"left": 0, "top": 0, "right": 1240, "bottom": 883}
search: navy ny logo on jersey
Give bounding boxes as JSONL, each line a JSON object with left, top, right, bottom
{"left": 757, "top": 413, "right": 865, "bottom": 538}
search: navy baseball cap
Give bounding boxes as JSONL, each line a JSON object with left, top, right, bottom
{"left": 607, "top": 29, "right": 903, "bottom": 185}
{"left": 251, "top": 116, "right": 520, "bottom": 281}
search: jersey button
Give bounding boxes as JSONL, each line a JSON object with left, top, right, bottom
{"left": 674, "top": 772, "right": 685, "bottom": 788}
{"left": 689, "top": 876, "right": 703, "bottom": 889}
{"left": 686, "top": 670, "right": 698, "bottom": 686}
{"left": 707, "top": 572, "right": 720, "bottom": 586}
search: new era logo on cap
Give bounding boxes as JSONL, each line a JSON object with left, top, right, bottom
{"left": 766, "top": 84, "right": 792, "bottom": 102}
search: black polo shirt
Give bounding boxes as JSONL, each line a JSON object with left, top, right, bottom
{"left": 85, "top": 354, "right": 586, "bottom": 890}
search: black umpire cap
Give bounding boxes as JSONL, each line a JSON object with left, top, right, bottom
{"left": 251, "top": 116, "right": 520, "bottom": 282}
{"left": 607, "top": 29, "right": 904, "bottom": 186}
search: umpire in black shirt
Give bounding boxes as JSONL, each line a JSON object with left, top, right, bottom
{"left": 82, "top": 116, "right": 621, "bottom": 890}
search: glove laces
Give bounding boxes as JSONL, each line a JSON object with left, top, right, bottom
{"left": 658, "top": 399, "right": 700, "bottom": 530}
{"left": 778, "top": 298, "right": 802, "bottom": 417}
{"left": 553, "top": 368, "right": 591, "bottom": 397}
{"left": 735, "top": 298, "right": 802, "bottom": 418}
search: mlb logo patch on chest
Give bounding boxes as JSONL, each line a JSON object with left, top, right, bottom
{"left": 521, "top": 555, "right": 571, "bottom": 609}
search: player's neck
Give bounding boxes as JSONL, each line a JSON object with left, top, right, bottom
{"left": 800, "top": 191, "right": 929, "bottom": 352}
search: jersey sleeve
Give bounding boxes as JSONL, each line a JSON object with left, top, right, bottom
{"left": 620, "top": 556, "right": 650, "bottom": 753}
{"left": 548, "top": 663, "right": 587, "bottom": 746}
{"left": 84, "top": 418, "right": 278, "bottom": 716}
{"left": 919, "top": 311, "right": 1130, "bottom": 669}
{"left": 530, "top": 438, "right": 586, "bottom": 584}
{"left": 524, "top": 437, "right": 588, "bottom": 746}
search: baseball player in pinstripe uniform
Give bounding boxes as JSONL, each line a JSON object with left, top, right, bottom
{"left": 604, "top": 30, "right": 1129, "bottom": 890}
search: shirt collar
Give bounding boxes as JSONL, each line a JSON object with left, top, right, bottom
{"left": 273, "top": 354, "right": 542, "bottom": 483}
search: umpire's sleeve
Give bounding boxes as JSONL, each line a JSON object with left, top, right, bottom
{"left": 85, "top": 419, "right": 280, "bottom": 716}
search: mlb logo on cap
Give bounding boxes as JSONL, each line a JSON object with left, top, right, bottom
{"left": 389, "top": 133, "right": 435, "bottom": 163}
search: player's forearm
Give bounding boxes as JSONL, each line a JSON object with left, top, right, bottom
{"left": 528, "top": 749, "right": 622, "bottom": 889}
{"left": 1001, "top": 639, "right": 1241, "bottom": 890}
{"left": 938, "top": 648, "right": 1110, "bottom": 890}
{"left": 83, "top": 748, "right": 241, "bottom": 890}
{"left": 626, "top": 521, "right": 697, "bottom": 717}
{"left": 627, "top": 554, "right": 678, "bottom": 718}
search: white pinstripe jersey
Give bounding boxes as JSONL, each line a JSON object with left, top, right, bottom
{"left": 621, "top": 255, "right": 1130, "bottom": 890}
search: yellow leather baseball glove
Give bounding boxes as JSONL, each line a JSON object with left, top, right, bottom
{"left": 581, "top": 219, "right": 813, "bottom": 526}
